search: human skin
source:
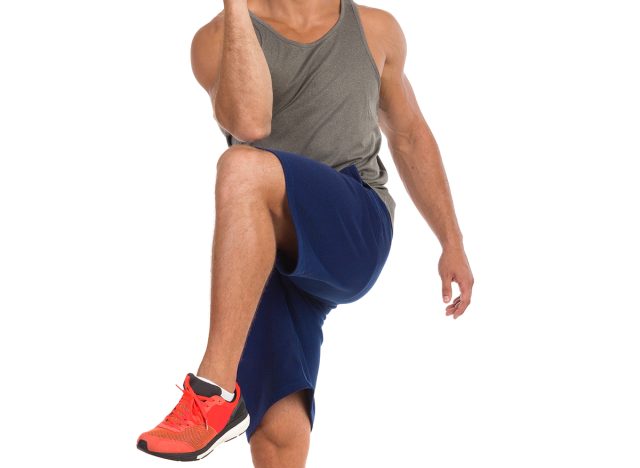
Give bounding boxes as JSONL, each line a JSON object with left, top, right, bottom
{"left": 188, "top": 1, "right": 475, "bottom": 466}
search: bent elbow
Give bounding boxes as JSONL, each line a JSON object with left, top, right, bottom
{"left": 235, "top": 122, "right": 271, "bottom": 143}
{"left": 214, "top": 110, "right": 271, "bottom": 143}
{"left": 223, "top": 118, "right": 270, "bottom": 143}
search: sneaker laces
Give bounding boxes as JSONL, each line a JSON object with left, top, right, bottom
{"left": 162, "top": 383, "right": 210, "bottom": 430}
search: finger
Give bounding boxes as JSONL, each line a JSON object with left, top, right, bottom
{"left": 453, "top": 301, "right": 468, "bottom": 319}
{"left": 453, "top": 280, "right": 472, "bottom": 319}
{"left": 442, "top": 276, "right": 452, "bottom": 303}
{"left": 445, "top": 296, "right": 461, "bottom": 315}
{"left": 446, "top": 296, "right": 460, "bottom": 308}
{"left": 446, "top": 298, "right": 460, "bottom": 311}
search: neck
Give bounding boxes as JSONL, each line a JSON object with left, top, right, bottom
{"left": 249, "top": 0, "right": 340, "bottom": 25}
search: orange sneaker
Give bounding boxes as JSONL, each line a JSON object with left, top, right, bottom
{"left": 137, "top": 373, "right": 250, "bottom": 461}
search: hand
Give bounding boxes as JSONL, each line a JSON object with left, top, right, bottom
{"left": 438, "top": 244, "right": 474, "bottom": 319}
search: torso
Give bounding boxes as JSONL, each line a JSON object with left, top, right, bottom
{"left": 353, "top": 6, "right": 385, "bottom": 81}
{"left": 226, "top": 0, "right": 396, "bottom": 227}
{"left": 246, "top": 0, "right": 385, "bottom": 82}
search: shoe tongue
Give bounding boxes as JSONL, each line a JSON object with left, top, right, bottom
{"left": 187, "top": 373, "right": 223, "bottom": 398}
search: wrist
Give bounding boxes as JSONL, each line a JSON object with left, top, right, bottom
{"left": 441, "top": 236, "right": 464, "bottom": 252}
{"left": 224, "top": 0, "right": 247, "bottom": 8}
{"left": 223, "top": 1, "right": 249, "bottom": 17}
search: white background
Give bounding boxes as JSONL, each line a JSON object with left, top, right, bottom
{"left": 1, "top": 1, "right": 638, "bottom": 467}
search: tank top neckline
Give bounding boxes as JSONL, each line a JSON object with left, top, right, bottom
{"left": 249, "top": 0, "right": 346, "bottom": 48}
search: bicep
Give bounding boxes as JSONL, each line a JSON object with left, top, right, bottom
{"left": 377, "top": 11, "right": 425, "bottom": 147}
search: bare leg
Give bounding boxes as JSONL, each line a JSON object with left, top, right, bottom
{"left": 196, "top": 145, "right": 298, "bottom": 392}
{"left": 250, "top": 390, "right": 311, "bottom": 468}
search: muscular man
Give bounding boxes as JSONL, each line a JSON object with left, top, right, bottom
{"left": 137, "top": 0, "right": 474, "bottom": 466}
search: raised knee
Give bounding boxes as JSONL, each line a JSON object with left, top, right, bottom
{"left": 217, "top": 144, "right": 251, "bottom": 170}
{"left": 216, "top": 146, "right": 275, "bottom": 188}
{"left": 216, "top": 144, "right": 276, "bottom": 174}
{"left": 215, "top": 145, "right": 283, "bottom": 204}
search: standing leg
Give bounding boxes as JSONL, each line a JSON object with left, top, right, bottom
{"left": 197, "top": 144, "right": 298, "bottom": 393}
{"left": 249, "top": 390, "right": 311, "bottom": 468}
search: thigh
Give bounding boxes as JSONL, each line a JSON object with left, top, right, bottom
{"left": 254, "top": 146, "right": 394, "bottom": 308}
{"left": 217, "top": 144, "right": 299, "bottom": 264}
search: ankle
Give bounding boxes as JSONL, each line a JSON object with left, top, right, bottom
{"left": 196, "top": 365, "right": 236, "bottom": 394}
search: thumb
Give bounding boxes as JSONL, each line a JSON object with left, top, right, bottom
{"left": 442, "top": 276, "right": 452, "bottom": 303}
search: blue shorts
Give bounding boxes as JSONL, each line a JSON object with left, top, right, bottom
{"left": 236, "top": 146, "right": 394, "bottom": 441}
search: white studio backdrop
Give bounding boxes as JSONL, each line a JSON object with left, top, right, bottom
{"left": 0, "top": 1, "right": 638, "bottom": 467}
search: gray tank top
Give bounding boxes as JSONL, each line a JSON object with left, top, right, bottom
{"left": 219, "top": 0, "right": 396, "bottom": 227}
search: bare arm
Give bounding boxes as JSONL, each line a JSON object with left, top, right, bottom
{"left": 191, "top": 0, "right": 272, "bottom": 142}
{"left": 375, "top": 9, "right": 474, "bottom": 318}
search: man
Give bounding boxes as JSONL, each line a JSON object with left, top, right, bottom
{"left": 137, "top": 0, "right": 474, "bottom": 466}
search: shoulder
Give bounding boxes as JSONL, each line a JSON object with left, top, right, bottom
{"left": 190, "top": 10, "right": 225, "bottom": 92}
{"left": 192, "top": 9, "right": 225, "bottom": 50}
{"left": 354, "top": 3, "right": 407, "bottom": 65}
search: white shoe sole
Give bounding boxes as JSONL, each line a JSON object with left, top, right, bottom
{"left": 196, "top": 413, "right": 251, "bottom": 460}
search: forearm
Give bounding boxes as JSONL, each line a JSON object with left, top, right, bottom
{"left": 216, "top": 0, "right": 272, "bottom": 141}
{"left": 391, "top": 123, "right": 464, "bottom": 249}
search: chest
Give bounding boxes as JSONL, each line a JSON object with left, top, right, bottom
{"left": 252, "top": 4, "right": 385, "bottom": 80}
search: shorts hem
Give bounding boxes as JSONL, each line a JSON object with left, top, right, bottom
{"left": 245, "top": 380, "right": 316, "bottom": 442}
